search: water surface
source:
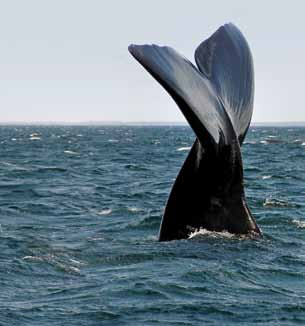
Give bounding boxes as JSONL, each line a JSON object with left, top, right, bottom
{"left": 1, "top": 126, "right": 305, "bottom": 325}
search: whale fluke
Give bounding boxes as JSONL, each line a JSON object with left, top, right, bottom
{"left": 195, "top": 23, "right": 254, "bottom": 144}
{"left": 128, "top": 23, "right": 261, "bottom": 241}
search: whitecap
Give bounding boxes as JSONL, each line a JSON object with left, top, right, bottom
{"left": 292, "top": 219, "right": 305, "bottom": 228}
{"left": 67, "top": 266, "right": 80, "bottom": 273}
{"left": 11, "top": 138, "right": 17, "bottom": 141}
{"left": 30, "top": 136, "right": 41, "bottom": 140}
{"left": 64, "top": 150, "right": 78, "bottom": 155}
{"left": 260, "top": 140, "right": 268, "bottom": 144}
{"left": 22, "top": 255, "right": 44, "bottom": 262}
{"left": 263, "top": 198, "right": 291, "bottom": 207}
{"left": 177, "top": 146, "right": 191, "bottom": 151}
{"left": 262, "top": 175, "right": 272, "bottom": 180}
{"left": 69, "top": 258, "right": 83, "bottom": 265}
{"left": 1, "top": 161, "right": 29, "bottom": 171}
{"left": 97, "top": 209, "right": 112, "bottom": 216}
{"left": 55, "top": 261, "right": 80, "bottom": 274}
{"left": 301, "top": 142, "right": 305, "bottom": 146}
{"left": 87, "top": 236, "right": 104, "bottom": 241}
{"left": 108, "top": 139, "right": 119, "bottom": 143}
{"left": 128, "top": 207, "right": 140, "bottom": 212}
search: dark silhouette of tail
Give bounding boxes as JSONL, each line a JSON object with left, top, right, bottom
{"left": 128, "top": 23, "right": 261, "bottom": 241}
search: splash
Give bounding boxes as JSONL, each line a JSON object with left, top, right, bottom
{"left": 188, "top": 228, "right": 236, "bottom": 240}
{"left": 188, "top": 228, "right": 258, "bottom": 240}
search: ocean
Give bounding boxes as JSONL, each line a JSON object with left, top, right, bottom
{"left": 0, "top": 125, "right": 305, "bottom": 325}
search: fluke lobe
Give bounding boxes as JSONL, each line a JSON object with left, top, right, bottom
{"left": 128, "top": 23, "right": 261, "bottom": 241}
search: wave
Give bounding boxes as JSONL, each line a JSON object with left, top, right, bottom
{"left": 127, "top": 207, "right": 141, "bottom": 213}
{"left": 69, "top": 258, "right": 83, "bottom": 265}
{"left": 292, "top": 219, "right": 305, "bottom": 228}
{"left": 244, "top": 165, "right": 261, "bottom": 172}
{"left": 36, "top": 166, "right": 67, "bottom": 173}
{"left": 132, "top": 215, "right": 160, "bottom": 229}
{"left": 97, "top": 209, "right": 112, "bottom": 216}
{"left": 0, "top": 161, "right": 30, "bottom": 171}
{"left": 22, "top": 254, "right": 81, "bottom": 274}
{"left": 261, "top": 138, "right": 285, "bottom": 144}
{"left": 29, "top": 133, "right": 41, "bottom": 140}
{"left": 22, "top": 255, "right": 44, "bottom": 262}
{"left": 124, "top": 163, "right": 149, "bottom": 171}
{"left": 64, "top": 150, "right": 78, "bottom": 155}
{"left": 177, "top": 146, "right": 191, "bottom": 151}
{"left": 263, "top": 198, "right": 297, "bottom": 208}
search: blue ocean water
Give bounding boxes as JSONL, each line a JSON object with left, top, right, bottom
{"left": 0, "top": 125, "right": 305, "bottom": 325}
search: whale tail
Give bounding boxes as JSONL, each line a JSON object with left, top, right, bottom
{"left": 128, "top": 23, "right": 261, "bottom": 241}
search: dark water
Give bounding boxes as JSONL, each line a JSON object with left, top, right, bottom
{"left": 1, "top": 125, "right": 305, "bottom": 325}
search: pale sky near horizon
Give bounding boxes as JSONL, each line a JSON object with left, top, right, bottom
{"left": 0, "top": 0, "right": 304, "bottom": 123}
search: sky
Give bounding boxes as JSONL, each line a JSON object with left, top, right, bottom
{"left": 0, "top": 0, "right": 304, "bottom": 123}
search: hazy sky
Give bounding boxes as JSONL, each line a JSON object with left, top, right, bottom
{"left": 0, "top": 0, "right": 304, "bottom": 123}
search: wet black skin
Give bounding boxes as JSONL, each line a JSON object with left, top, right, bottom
{"left": 159, "top": 138, "right": 261, "bottom": 241}
{"left": 128, "top": 23, "right": 261, "bottom": 241}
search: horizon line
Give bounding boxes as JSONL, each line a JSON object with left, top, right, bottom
{"left": 0, "top": 121, "right": 305, "bottom": 127}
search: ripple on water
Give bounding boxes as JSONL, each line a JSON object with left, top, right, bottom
{"left": 1, "top": 126, "right": 305, "bottom": 325}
